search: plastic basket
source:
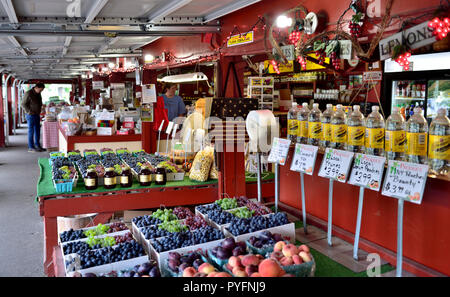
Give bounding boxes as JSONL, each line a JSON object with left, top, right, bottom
{"left": 53, "top": 173, "right": 78, "bottom": 193}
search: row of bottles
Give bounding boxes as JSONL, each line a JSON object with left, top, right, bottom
{"left": 397, "top": 102, "right": 424, "bottom": 121}
{"left": 83, "top": 166, "right": 167, "bottom": 190}
{"left": 287, "top": 103, "right": 449, "bottom": 175}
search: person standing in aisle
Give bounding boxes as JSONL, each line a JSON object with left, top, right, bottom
{"left": 161, "top": 83, "right": 186, "bottom": 121}
{"left": 21, "top": 82, "right": 46, "bottom": 152}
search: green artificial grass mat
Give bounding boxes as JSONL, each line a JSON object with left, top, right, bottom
{"left": 37, "top": 158, "right": 218, "bottom": 197}
{"left": 293, "top": 220, "right": 396, "bottom": 277}
{"left": 245, "top": 171, "right": 275, "bottom": 182}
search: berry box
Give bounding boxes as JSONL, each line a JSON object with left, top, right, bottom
{"left": 52, "top": 172, "right": 79, "bottom": 193}
{"left": 58, "top": 222, "right": 129, "bottom": 245}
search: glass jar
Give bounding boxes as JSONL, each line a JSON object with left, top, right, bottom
{"left": 120, "top": 166, "right": 133, "bottom": 188}
{"left": 104, "top": 167, "right": 116, "bottom": 189}
{"left": 155, "top": 167, "right": 167, "bottom": 186}
{"left": 84, "top": 168, "right": 98, "bottom": 190}
{"left": 138, "top": 165, "right": 152, "bottom": 186}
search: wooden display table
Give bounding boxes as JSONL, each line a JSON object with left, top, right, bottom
{"left": 37, "top": 158, "right": 219, "bottom": 277}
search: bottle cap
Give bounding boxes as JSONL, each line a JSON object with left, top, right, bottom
{"left": 302, "top": 103, "right": 308, "bottom": 107}
{"left": 106, "top": 167, "right": 114, "bottom": 172}
{"left": 353, "top": 105, "right": 360, "bottom": 111}
{"left": 337, "top": 104, "right": 342, "bottom": 109}
{"left": 326, "top": 104, "right": 332, "bottom": 109}
{"left": 372, "top": 106, "right": 379, "bottom": 111}
{"left": 313, "top": 103, "right": 319, "bottom": 108}
{"left": 292, "top": 102, "right": 297, "bottom": 107}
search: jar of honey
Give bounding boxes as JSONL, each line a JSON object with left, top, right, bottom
{"left": 84, "top": 168, "right": 98, "bottom": 190}
{"left": 155, "top": 167, "right": 167, "bottom": 185}
{"left": 104, "top": 167, "right": 116, "bottom": 189}
{"left": 138, "top": 165, "right": 152, "bottom": 186}
{"left": 120, "top": 166, "right": 133, "bottom": 188}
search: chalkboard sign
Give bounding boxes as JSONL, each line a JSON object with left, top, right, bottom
{"left": 348, "top": 154, "right": 386, "bottom": 191}
{"left": 318, "top": 148, "right": 354, "bottom": 183}
{"left": 381, "top": 160, "right": 428, "bottom": 204}
{"left": 290, "top": 143, "right": 319, "bottom": 175}
{"left": 267, "top": 137, "right": 291, "bottom": 165}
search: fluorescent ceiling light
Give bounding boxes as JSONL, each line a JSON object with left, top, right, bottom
{"left": 144, "top": 54, "right": 154, "bottom": 63}
{"left": 159, "top": 72, "right": 208, "bottom": 83}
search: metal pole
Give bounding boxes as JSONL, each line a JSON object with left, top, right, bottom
{"left": 396, "top": 198, "right": 404, "bottom": 277}
{"left": 327, "top": 178, "right": 334, "bottom": 246}
{"left": 165, "top": 133, "right": 170, "bottom": 155}
{"left": 256, "top": 152, "right": 262, "bottom": 203}
{"left": 300, "top": 172, "right": 307, "bottom": 234}
{"left": 275, "top": 162, "right": 279, "bottom": 212}
{"left": 353, "top": 186, "right": 365, "bottom": 260}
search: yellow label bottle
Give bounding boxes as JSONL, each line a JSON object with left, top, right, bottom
{"left": 309, "top": 122, "right": 322, "bottom": 140}
{"left": 298, "top": 121, "right": 309, "bottom": 138}
{"left": 385, "top": 130, "right": 406, "bottom": 153}
{"left": 332, "top": 124, "right": 347, "bottom": 144}
{"left": 322, "top": 123, "right": 332, "bottom": 142}
{"left": 406, "top": 132, "right": 427, "bottom": 156}
{"left": 428, "top": 135, "right": 450, "bottom": 160}
{"left": 365, "top": 128, "right": 385, "bottom": 149}
{"left": 347, "top": 126, "right": 365, "bottom": 146}
{"left": 287, "top": 119, "right": 299, "bottom": 137}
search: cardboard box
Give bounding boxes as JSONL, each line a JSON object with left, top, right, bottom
{"left": 97, "top": 126, "right": 116, "bottom": 136}
{"left": 124, "top": 210, "right": 153, "bottom": 224}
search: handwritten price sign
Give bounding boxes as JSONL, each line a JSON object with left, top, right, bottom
{"left": 318, "top": 148, "right": 354, "bottom": 183}
{"left": 290, "top": 143, "right": 318, "bottom": 175}
{"left": 267, "top": 137, "right": 291, "bottom": 165}
{"left": 348, "top": 154, "right": 386, "bottom": 191}
{"left": 381, "top": 160, "right": 428, "bottom": 204}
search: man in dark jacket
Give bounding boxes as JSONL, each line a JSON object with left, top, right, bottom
{"left": 21, "top": 83, "right": 45, "bottom": 152}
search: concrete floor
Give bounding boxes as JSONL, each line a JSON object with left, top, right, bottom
{"left": 0, "top": 126, "right": 46, "bottom": 276}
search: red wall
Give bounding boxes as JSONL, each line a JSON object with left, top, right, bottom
{"left": 0, "top": 75, "right": 4, "bottom": 147}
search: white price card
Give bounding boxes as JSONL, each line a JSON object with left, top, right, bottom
{"left": 267, "top": 137, "right": 291, "bottom": 165}
{"left": 318, "top": 148, "right": 354, "bottom": 183}
{"left": 290, "top": 143, "right": 319, "bottom": 175}
{"left": 171, "top": 124, "right": 178, "bottom": 138}
{"left": 166, "top": 122, "right": 174, "bottom": 135}
{"left": 183, "top": 127, "right": 192, "bottom": 143}
{"left": 381, "top": 160, "right": 428, "bottom": 204}
{"left": 142, "top": 84, "right": 157, "bottom": 103}
{"left": 348, "top": 154, "right": 386, "bottom": 191}
{"left": 158, "top": 120, "right": 165, "bottom": 132}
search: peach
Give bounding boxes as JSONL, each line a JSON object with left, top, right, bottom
{"left": 256, "top": 254, "right": 264, "bottom": 260}
{"left": 282, "top": 244, "right": 298, "bottom": 257}
{"left": 241, "top": 254, "right": 260, "bottom": 267}
{"left": 250, "top": 272, "right": 262, "bottom": 277}
{"left": 228, "top": 256, "right": 242, "bottom": 268}
{"left": 198, "top": 263, "right": 215, "bottom": 274}
{"left": 273, "top": 241, "right": 287, "bottom": 252}
{"left": 292, "top": 255, "right": 303, "bottom": 265}
{"left": 298, "top": 244, "right": 310, "bottom": 253}
{"left": 182, "top": 267, "right": 197, "bottom": 277}
{"left": 258, "top": 259, "right": 283, "bottom": 277}
{"left": 245, "top": 265, "right": 259, "bottom": 276}
{"left": 207, "top": 272, "right": 218, "bottom": 277}
{"left": 298, "top": 251, "right": 312, "bottom": 263}
{"left": 215, "top": 272, "right": 232, "bottom": 277}
{"left": 269, "top": 251, "right": 283, "bottom": 260}
{"left": 279, "top": 256, "right": 294, "bottom": 266}
{"left": 238, "top": 255, "right": 245, "bottom": 260}
{"left": 232, "top": 267, "right": 248, "bottom": 277}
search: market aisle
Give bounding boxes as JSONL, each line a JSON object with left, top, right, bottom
{"left": 0, "top": 126, "right": 46, "bottom": 276}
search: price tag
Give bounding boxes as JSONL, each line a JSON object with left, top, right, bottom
{"left": 158, "top": 120, "right": 165, "bottom": 132}
{"left": 290, "top": 143, "right": 318, "bottom": 175}
{"left": 381, "top": 160, "right": 428, "bottom": 204}
{"left": 183, "top": 127, "right": 192, "bottom": 143}
{"left": 166, "top": 122, "right": 174, "bottom": 135}
{"left": 171, "top": 124, "right": 178, "bottom": 138}
{"left": 348, "top": 153, "right": 386, "bottom": 191}
{"left": 267, "top": 137, "right": 291, "bottom": 165}
{"left": 318, "top": 148, "right": 354, "bottom": 183}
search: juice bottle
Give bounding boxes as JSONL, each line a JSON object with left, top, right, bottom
{"left": 428, "top": 108, "right": 449, "bottom": 175}
{"left": 320, "top": 104, "right": 333, "bottom": 149}
{"left": 405, "top": 107, "right": 428, "bottom": 164}
{"left": 139, "top": 165, "right": 152, "bottom": 186}
{"left": 287, "top": 102, "right": 299, "bottom": 143}
{"left": 297, "top": 102, "right": 310, "bottom": 144}
{"left": 365, "top": 106, "right": 385, "bottom": 156}
{"left": 331, "top": 104, "right": 347, "bottom": 150}
{"left": 120, "top": 166, "right": 133, "bottom": 188}
{"left": 346, "top": 105, "right": 365, "bottom": 153}
{"left": 308, "top": 103, "right": 322, "bottom": 146}
{"left": 385, "top": 106, "right": 406, "bottom": 161}
{"left": 104, "top": 167, "right": 116, "bottom": 189}
{"left": 84, "top": 168, "right": 98, "bottom": 190}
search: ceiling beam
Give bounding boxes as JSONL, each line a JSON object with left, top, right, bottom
{"left": 147, "top": 0, "right": 193, "bottom": 23}
{"left": 202, "top": 0, "right": 262, "bottom": 23}
{"left": 96, "top": 36, "right": 120, "bottom": 54}
{"left": 0, "top": 0, "right": 28, "bottom": 57}
{"left": 85, "top": 0, "right": 109, "bottom": 24}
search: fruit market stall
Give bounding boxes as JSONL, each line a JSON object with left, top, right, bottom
{"left": 50, "top": 199, "right": 316, "bottom": 278}
{"left": 38, "top": 149, "right": 220, "bottom": 277}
